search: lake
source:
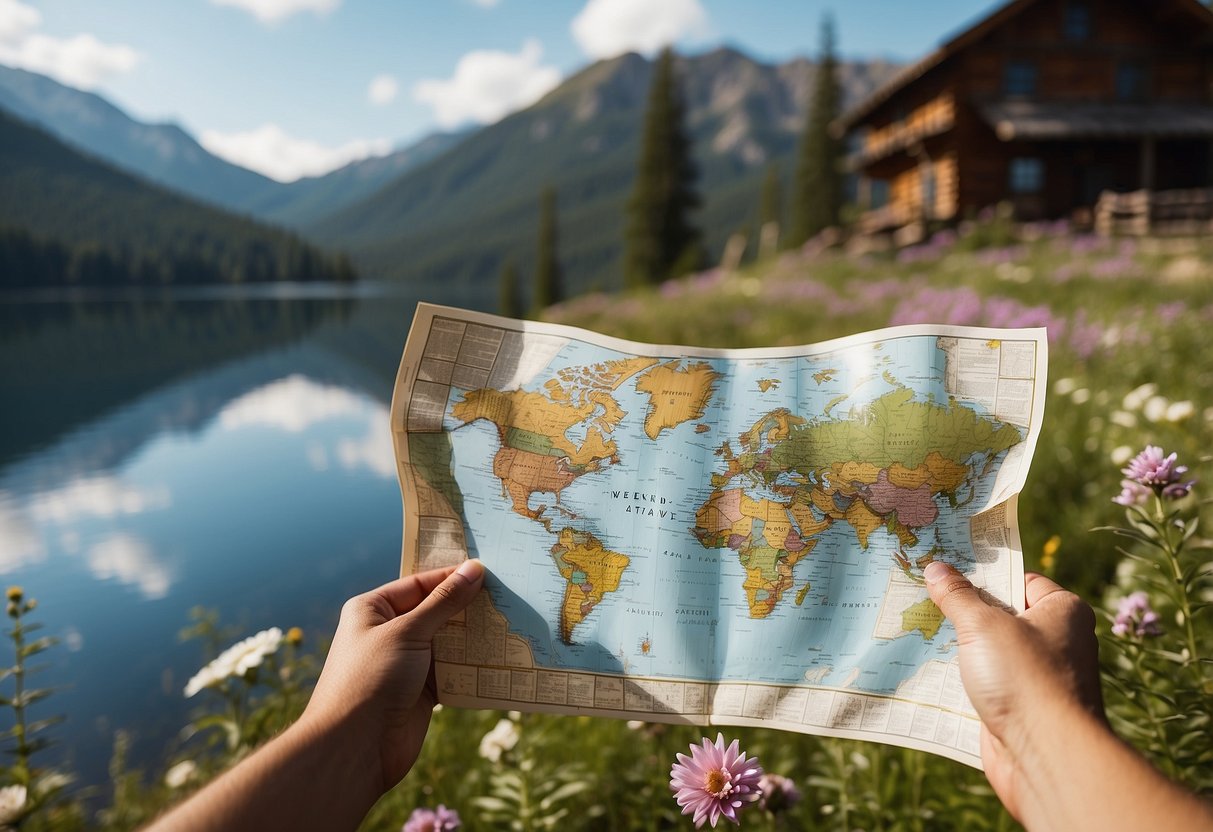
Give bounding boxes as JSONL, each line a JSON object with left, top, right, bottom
{"left": 0, "top": 284, "right": 466, "bottom": 792}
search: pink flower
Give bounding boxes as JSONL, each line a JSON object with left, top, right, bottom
{"left": 670, "top": 734, "right": 762, "bottom": 828}
{"left": 1121, "top": 445, "right": 1186, "bottom": 487}
{"left": 1112, "top": 479, "right": 1151, "bottom": 507}
{"left": 402, "top": 804, "right": 461, "bottom": 832}
{"left": 1111, "top": 592, "right": 1163, "bottom": 638}
{"left": 756, "top": 772, "right": 801, "bottom": 813}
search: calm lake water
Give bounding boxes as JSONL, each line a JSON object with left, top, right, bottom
{"left": 0, "top": 284, "right": 468, "bottom": 791}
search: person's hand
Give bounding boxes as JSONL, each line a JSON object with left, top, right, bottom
{"left": 302, "top": 560, "right": 484, "bottom": 793}
{"left": 923, "top": 563, "right": 1102, "bottom": 821}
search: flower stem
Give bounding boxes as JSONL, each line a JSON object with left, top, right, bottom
{"left": 1130, "top": 643, "right": 1177, "bottom": 778}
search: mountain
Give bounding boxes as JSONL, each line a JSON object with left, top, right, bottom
{"left": 0, "top": 64, "right": 463, "bottom": 224}
{"left": 240, "top": 129, "right": 470, "bottom": 227}
{"left": 0, "top": 109, "right": 353, "bottom": 286}
{"left": 308, "top": 47, "right": 899, "bottom": 300}
{"left": 0, "top": 64, "right": 281, "bottom": 212}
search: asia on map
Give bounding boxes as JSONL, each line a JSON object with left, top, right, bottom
{"left": 390, "top": 303, "right": 1047, "bottom": 769}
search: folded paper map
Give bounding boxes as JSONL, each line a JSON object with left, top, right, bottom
{"left": 391, "top": 303, "right": 1046, "bottom": 769}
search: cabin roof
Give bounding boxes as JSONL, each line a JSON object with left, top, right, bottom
{"left": 835, "top": 0, "right": 1213, "bottom": 133}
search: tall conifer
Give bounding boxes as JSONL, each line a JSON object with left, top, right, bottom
{"left": 532, "top": 186, "right": 562, "bottom": 313}
{"left": 788, "top": 16, "right": 843, "bottom": 248}
{"left": 498, "top": 260, "right": 522, "bottom": 318}
{"left": 623, "top": 47, "right": 702, "bottom": 288}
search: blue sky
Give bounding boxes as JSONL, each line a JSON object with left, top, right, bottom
{"left": 0, "top": 0, "right": 1005, "bottom": 181}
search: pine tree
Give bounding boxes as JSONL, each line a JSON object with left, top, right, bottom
{"left": 788, "top": 15, "right": 843, "bottom": 248}
{"left": 498, "top": 260, "right": 523, "bottom": 318}
{"left": 532, "top": 186, "right": 562, "bottom": 313}
{"left": 623, "top": 47, "right": 702, "bottom": 288}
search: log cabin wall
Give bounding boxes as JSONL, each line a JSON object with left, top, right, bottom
{"left": 841, "top": 0, "right": 1213, "bottom": 231}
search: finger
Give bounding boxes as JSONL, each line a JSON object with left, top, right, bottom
{"left": 1023, "top": 572, "right": 1068, "bottom": 608}
{"left": 397, "top": 559, "right": 485, "bottom": 642}
{"left": 924, "top": 561, "right": 994, "bottom": 633}
{"left": 371, "top": 565, "right": 463, "bottom": 618}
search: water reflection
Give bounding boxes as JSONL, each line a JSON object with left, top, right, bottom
{"left": 0, "top": 290, "right": 423, "bottom": 794}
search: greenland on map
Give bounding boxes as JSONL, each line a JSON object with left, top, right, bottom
{"left": 390, "top": 302, "right": 1047, "bottom": 769}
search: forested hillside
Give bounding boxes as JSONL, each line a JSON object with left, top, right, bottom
{"left": 0, "top": 111, "right": 354, "bottom": 287}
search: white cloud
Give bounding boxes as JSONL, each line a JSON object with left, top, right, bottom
{"left": 336, "top": 423, "right": 395, "bottom": 479}
{"left": 87, "top": 532, "right": 171, "bottom": 599}
{"left": 199, "top": 124, "right": 390, "bottom": 182}
{"left": 218, "top": 375, "right": 371, "bottom": 432}
{"left": 0, "top": 0, "right": 140, "bottom": 90}
{"left": 26, "top": 476, "right": 171, "bottom": 525}
{"left": 0, "top": 498, "right": 46, "bottom": 574}
{"left": 413, "top": 38, "right": 561, "bottom": 129}
{"left": 0, "top": 0, "right": 38, "bottom": 42}
{"left": 209, "top": 0, "right": 340, "bottom": 25}
{"left": 367, "top": 73, "right": 398, "bottom": 106}
{"left": 571, "top": 0, "right": 708, "bottom": 59}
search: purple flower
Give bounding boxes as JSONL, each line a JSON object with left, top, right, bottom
{"left": 402, "top": 805, "right": 461, "bottom": 832}
{"left": 1112, "top": 479, "right": 1151, "bottom": 507}
{"left": 756, "top": 772, "right": 801, "bottom": 813}
{"left": 1121, "top": 446, "right": 1188, "bottom": 489}
{"left": 1161, "top": 479, "right": 1196, "bottom": 500}
{"left": 670, "top": 734, "right": 763, "bottom": 828}
{"left": 1111, "top": 591, "right": 1163, "bottom": 638}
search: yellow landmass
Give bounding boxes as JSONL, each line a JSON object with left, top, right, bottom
{"left": 831, "top": 460, "right": 881, "bottom": 486}
{"left": 741, "top": 539, "right": 816, "bottom": 618}
{"left": 452, "top": 387, "right": 620, "bottom": 468}
{"left": 810, "top": 486, "right": 846, "bottom": 519}
{"left": 788, "top": 501, "right": 833, "bottom": 538}
{"left": 795, "top": 582, "right": 812, "bottom": 606}
{"left": 845, "top": 499, "right": 882, "bottom": 548}
{"left": 546, "top": 357, "right": 659, "bottom": 403}
{"left": 813, "top": 368, "right": 837, "bottom": 384}
{"left": 757, "top": 378, "right": 780, "bottom": 392}
{"left": 741, "top": 408, "right": 805, "bottom": 450}
{"left": 634, "top": 360, "right": 721, "bottom": 440}
{"left": 550, "top": 528, "right": 631, "bottom": 644}
{"left": 901, "top": 598, "right": 945, "bottom": 640}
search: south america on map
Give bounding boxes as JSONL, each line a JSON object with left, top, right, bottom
{"left": 392, "top": 304, "right": 1046, "bottom": 770}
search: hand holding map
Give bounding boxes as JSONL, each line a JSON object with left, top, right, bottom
{"left": 391, "top": 304, "right": 1046, "bottom": 769}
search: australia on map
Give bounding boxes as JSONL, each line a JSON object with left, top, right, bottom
{"left": 391, "top": 303, "right": 1046, "bottom": 770}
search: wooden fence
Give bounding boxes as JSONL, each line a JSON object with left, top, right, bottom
{"left": 1096, "top": 188, "right": 1213, "bottom": 236}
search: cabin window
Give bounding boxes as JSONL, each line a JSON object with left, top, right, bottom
{"left": 1009, "top": 158, "right": 1044, "bottom": 193}
{"left": 1063, "top": 2, "right": 1091, "bottom": 41}
{"left": 1116, "top": 62, "right": 1148, "bottom": 101}
{"left": 1004, "top": 61, "right": 1037, "bottom": 97}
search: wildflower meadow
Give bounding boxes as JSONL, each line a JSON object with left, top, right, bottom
{"left": 4, "top": 217, "right": 1213, "bottom": 830}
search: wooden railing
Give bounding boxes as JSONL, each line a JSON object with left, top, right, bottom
{"left": 1096, "top": 188, "right": 1213, "bottom": 236}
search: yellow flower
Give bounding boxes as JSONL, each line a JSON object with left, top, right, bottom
{"left": 285, "top": 627, "right": 303, "bottom": 646}
{"left": 1041, "top": 535, "right": 1061, "bottom": 572}
{"left": 5, "top": 586, "right": 22, "bottom": 603}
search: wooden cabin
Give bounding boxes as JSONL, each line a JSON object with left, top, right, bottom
{"left": 835, "top": 0, "right": 1213, "bottom": 235}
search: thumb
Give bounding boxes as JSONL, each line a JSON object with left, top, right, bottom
{"left": 396, "top": 559, "right": 485, "bottom": 641}
{"left": 924, "top": 561, "right": 992, "bottom": 635}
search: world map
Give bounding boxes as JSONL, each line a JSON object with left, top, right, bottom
{"left": 397, "top": 313, "right": 1040, "bottom": 707}
{"left": 394, "top": 307, "right": 1048, "bottom": 767}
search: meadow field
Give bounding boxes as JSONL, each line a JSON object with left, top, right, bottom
{"left": 6, "top": 216, "right": 1213, "bottom": 831}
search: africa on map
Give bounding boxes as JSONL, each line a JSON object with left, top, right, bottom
{"left": 392, "top": 303, "right": 1046, "bottom": 770}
